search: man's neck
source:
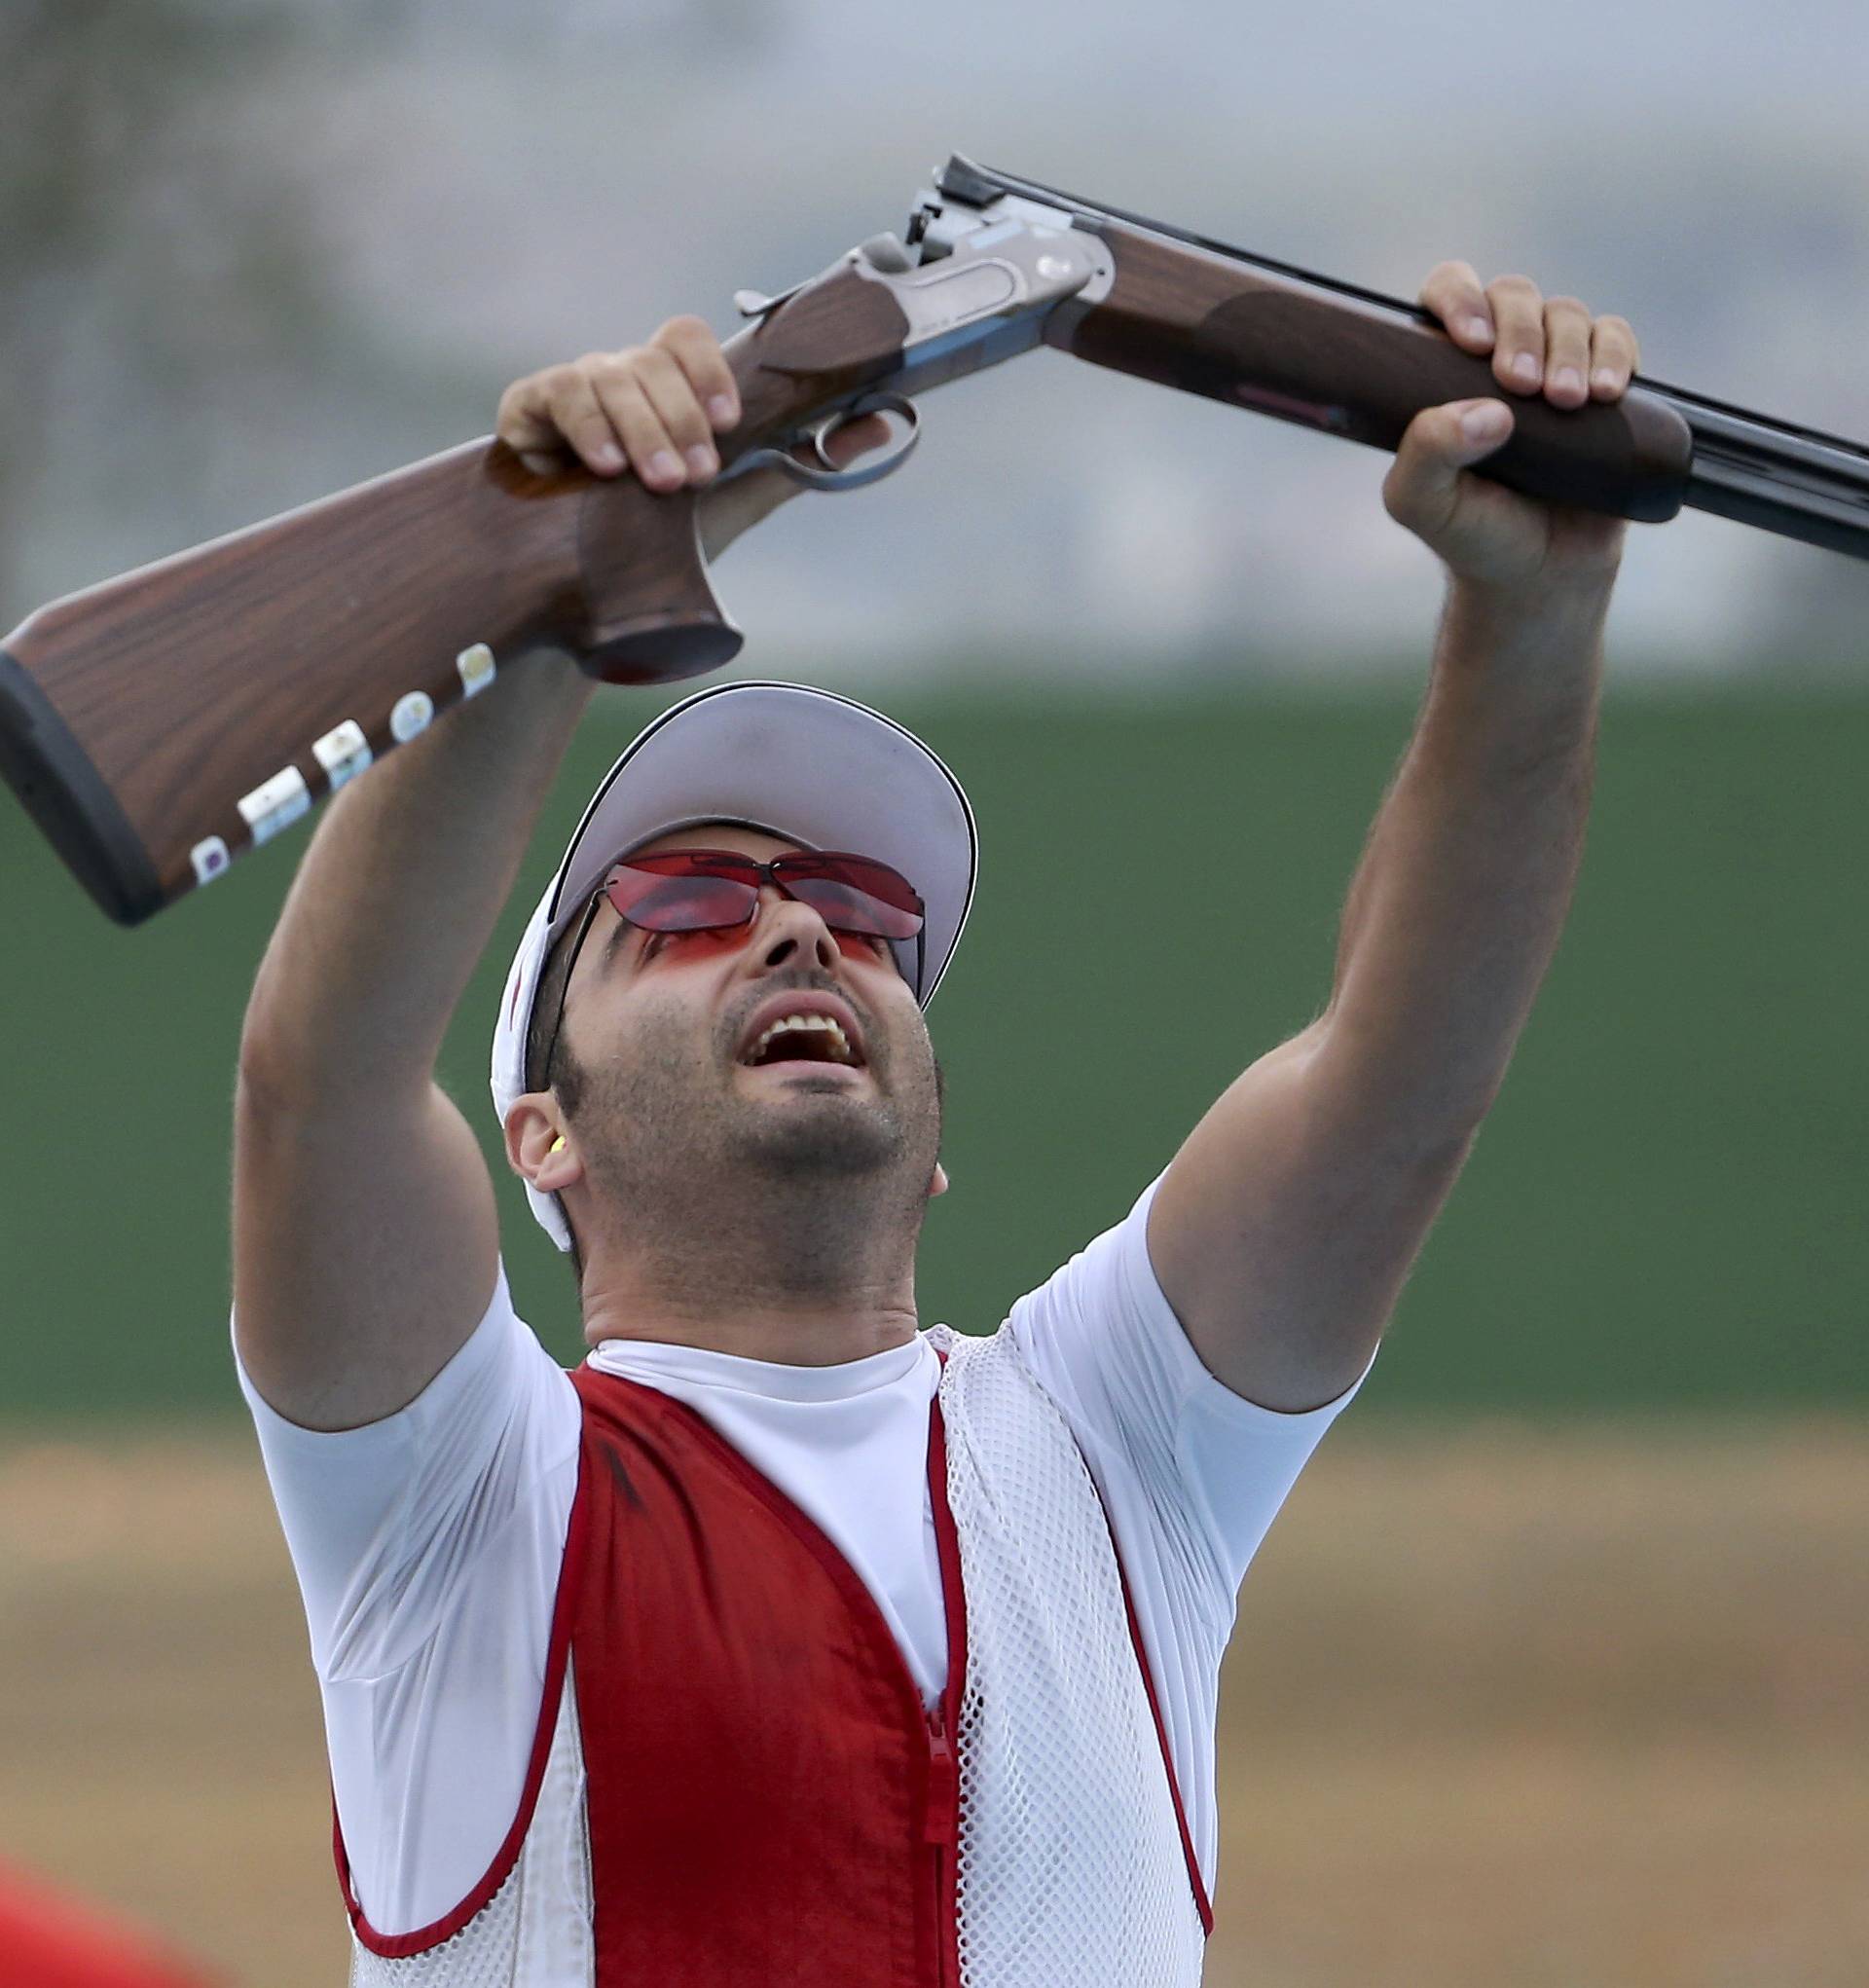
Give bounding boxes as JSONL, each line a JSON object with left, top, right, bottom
{"left": 567, "top": 1159, "right": 935, "bottom": 1365}
{"left": 575, "top": 1214, "right": 923, "bottom": 1367}
{"left": 579, "top": 1278, "right": 922, "bottom": 1367}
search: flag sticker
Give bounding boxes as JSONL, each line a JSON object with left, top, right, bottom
{"left": 458, "top": 644, "right": 496, "bottom": 698}
{"left": 238, "top": 766, "right": 312, "bottom": 846}
{"left": 390, "top": 691, "right": 434, "bottom": 743}
{"left": 312, "top": 718, "right": 373, "bottom": 790}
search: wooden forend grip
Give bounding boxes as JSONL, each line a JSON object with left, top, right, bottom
{"left": 1057, "top": 226, "right": 1695, "bottom": 523}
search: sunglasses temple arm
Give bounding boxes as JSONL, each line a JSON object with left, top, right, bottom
{"left": 538, "top": 889, "right": 605, "bottom": 1092}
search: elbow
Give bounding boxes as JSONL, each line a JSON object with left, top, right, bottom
{"left": 235, "top": 1023, "right": 307, "bottom": 1116}
{"left": 1313, "top": 1019, "right": 1503, "bottom": 1162}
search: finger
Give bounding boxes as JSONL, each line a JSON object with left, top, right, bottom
{"left": 1381, "top": 397, "right": 1515, "bottom": 540}
{"left": 631, "top": 343, "right": 721, "bottom": 486}
{"left": 1542, "top": 295, "right": 1594, "bottom": 409}
{"left": 495, "top": 373, "right": 594, "bottom": 476}
{"left": 651, "top": 313, "right": 742, "bottom": 434}
{"left": 584, "top": 355, "right": 687, "bottom": 490}
{"left": 1485, "top": 275, "right": 1547, "bottom": 393}
{"left": 1589, "top": 313, "right": 1640, "bottom": 400}
{"left": 823, "top": 408, "right": 894, "bottom": 463}
{"left": 535, "top": 361, "right": 629, "bottom": 477}
{"left": 1418, "top": 259, "right": 1494, "bottom": 352}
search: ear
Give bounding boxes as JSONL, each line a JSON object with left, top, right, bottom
{"left": 505, "top": 1094, "right": 583, "bottom": 1196}
{"left": 929, "top": 1160, "right": 950, "bottom": 1198}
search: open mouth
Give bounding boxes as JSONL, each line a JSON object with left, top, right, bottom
{"left": 740, "top": 1012, "right": 865, "bottom": 1070}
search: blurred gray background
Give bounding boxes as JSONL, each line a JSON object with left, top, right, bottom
{"left": 10, "top": 0, "right": 1869, "bottom": 681}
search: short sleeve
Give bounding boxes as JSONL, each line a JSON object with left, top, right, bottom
{"left": 1008, "top": 1169, "right": 1373, "bottom": 1597}
{"left": 231, "top": 1258, "right": 580, "bottom": 1681}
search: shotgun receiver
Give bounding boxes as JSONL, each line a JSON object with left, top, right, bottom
{"left": 6, "top": 153, "right": 1868, "bottom": 926}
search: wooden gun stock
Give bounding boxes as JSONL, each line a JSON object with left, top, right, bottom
{"left": 0, "top": 443, "right": 736, "bottom": 925}
{"left": 0, "top": 259, "right": 906, "bottom": 927}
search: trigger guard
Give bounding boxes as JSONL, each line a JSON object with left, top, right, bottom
{"left": 733, "top": 392, "right": 921, "bottom": 493}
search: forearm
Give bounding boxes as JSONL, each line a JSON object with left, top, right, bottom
{"left": 1325, "top": 576, "right": 1611, "bottom": 1133}
{"left": 238, "top": 648, "right": 597, "bottom": 1107}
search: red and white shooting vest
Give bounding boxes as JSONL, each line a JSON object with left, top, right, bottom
{"left": 339, "top": 1326, "right": 1212, "bottom": 1986}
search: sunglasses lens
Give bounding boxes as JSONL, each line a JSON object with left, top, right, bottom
{"left": 600, "top": 851, "right": 924, "bottom": 943}
{"left": 605, "top": 859, "right": 757, "bottom": 931}
{"left": 785, "top": 857, "right": 924, "bottom": 939}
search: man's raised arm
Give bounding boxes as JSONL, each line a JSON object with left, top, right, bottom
{"left": 1147, "top": 263, "right": 1638, "bottom": 1414}
{"left": 232, "top": 321, "right": 777, "bottom": 1431}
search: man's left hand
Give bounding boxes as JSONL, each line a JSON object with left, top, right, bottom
{"left": 1382, "top": 262, "right": 1641, "bottom": 598}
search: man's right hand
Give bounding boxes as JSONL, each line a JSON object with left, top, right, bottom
{"left": 495, "top": 317, "right": 891, "bottom": 562}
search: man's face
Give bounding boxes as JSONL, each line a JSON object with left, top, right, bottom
{"left": 542, "top": 823, "right": 944, "bottom": 1232}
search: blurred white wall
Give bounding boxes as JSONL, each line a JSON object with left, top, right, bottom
{"left": 8, "top": 0, "right": 1868, "bottom": 686}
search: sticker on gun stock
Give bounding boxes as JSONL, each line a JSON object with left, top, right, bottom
{"left": 238, "top": 766, "right": 312, "bottom": 847}
{"left": 390, "top": 691, "right": 434, "bottom": 743}
{"left": 457, "top": 644, "right": 496, "bottom": 698}
{"left": 190, "top": 836, "right": 231, "bottom": 886}
{"left": 312, "top": 718, "right": 373, "bottom": 790}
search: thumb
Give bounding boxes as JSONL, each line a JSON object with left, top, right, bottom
{"left": 1381, "top": 397, "right": 1514, "bottom": 544}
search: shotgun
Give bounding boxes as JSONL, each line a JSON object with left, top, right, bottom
{"left": 6, "top": 152, "right": 1867, "bottom": 927}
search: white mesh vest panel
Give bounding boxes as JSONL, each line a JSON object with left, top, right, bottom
{"left": 342, "top": 1328, "right": 1204, "bottom": 1985}
{"left": 348, "top": 1655, "right": 594, "bottom": 1987}
{"left": 931, "top": 1324, "right": 1207, "bottom": 1987}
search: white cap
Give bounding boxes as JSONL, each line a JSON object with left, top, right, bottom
{"left": 490, "top": 681, "right": 977, "bottom": 1252}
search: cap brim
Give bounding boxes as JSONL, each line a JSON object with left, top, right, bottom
{"left": 543, "top": 681, "right": 976, "bottom": 1007}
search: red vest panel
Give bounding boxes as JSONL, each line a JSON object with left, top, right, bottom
{"left": 568, "top": 1362, "right": 966, "bottom": 1988}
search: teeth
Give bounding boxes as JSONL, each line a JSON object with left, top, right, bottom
{"left": 750, "top": 1012, "right": 856, "bottom": 1064}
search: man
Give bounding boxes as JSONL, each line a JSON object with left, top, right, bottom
{"left": 232, "top": 260, "right": 1639, "bottom": 1984}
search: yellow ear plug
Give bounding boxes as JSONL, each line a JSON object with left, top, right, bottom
{"left": 549, "top": 1136, "right": 566, "bottom": 1154}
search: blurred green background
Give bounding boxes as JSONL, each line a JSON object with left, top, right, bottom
{"left": 3, "top": 673, "right": 1863, "bottom": 1419}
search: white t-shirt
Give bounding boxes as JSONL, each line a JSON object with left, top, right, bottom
{"left": 234, "top": 1169, "right": 1372, "bottom": 1937}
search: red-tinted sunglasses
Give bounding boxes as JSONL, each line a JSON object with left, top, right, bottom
{"left": 534, "top": 849, "right": 926, "bottom": 1089}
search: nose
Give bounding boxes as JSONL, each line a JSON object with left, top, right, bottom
{"left": 751, "top": 886, "right": 840, "bottom": 977}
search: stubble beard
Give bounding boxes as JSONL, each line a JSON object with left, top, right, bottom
{"left": 561, "top": 999, "right": 941, "bottom": 1297}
